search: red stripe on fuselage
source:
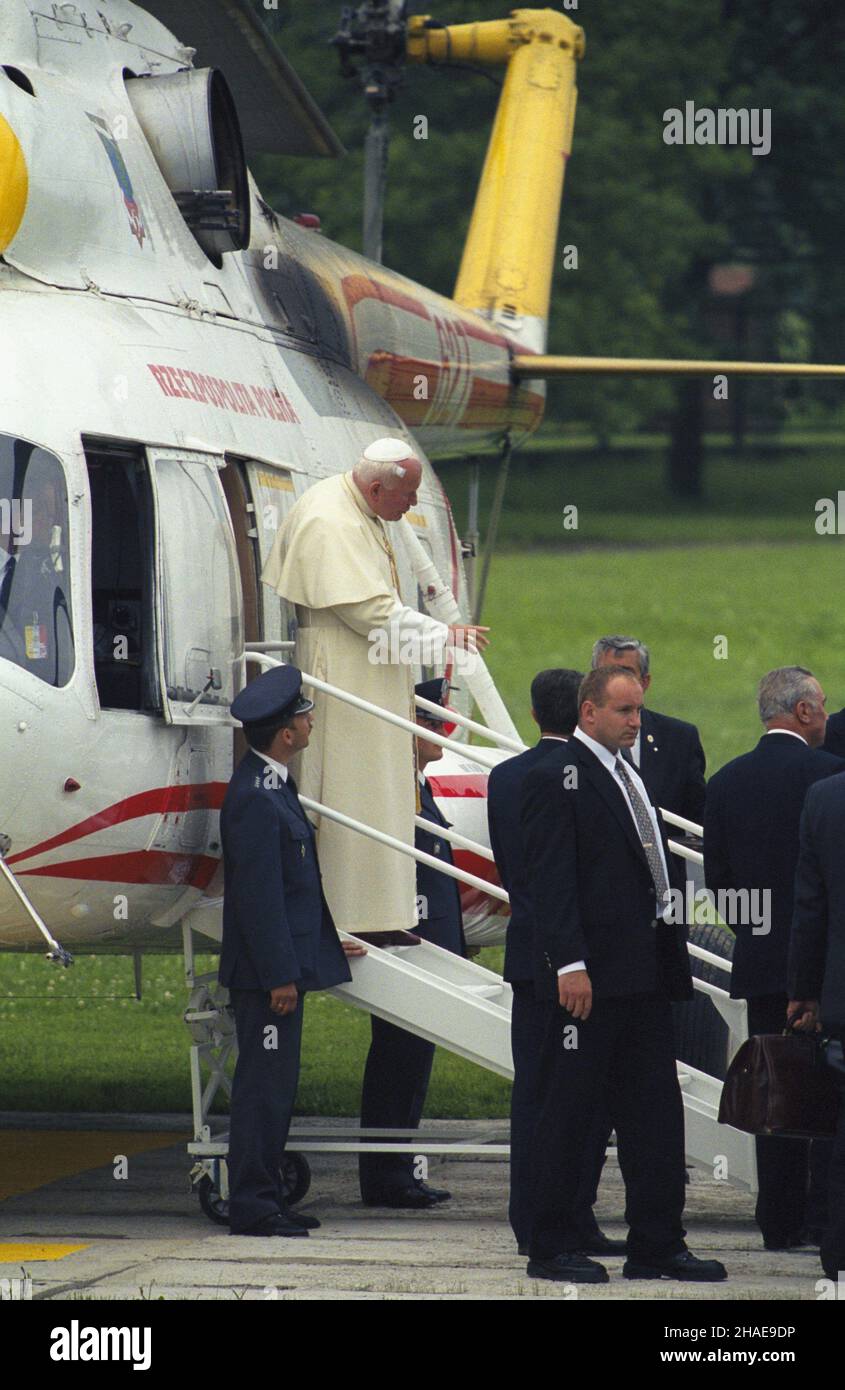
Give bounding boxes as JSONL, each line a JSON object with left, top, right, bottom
{"left": 341, "top": 274, "right": 432, "bottom": 322}
{"left": 7, "top": 784, "right": 227, "bottom": 866}
{"left": 428, "top": 774, "right": 488, "bottom": 797}
{"left": 18, "top": 850, "right": 219, "bottom": 888}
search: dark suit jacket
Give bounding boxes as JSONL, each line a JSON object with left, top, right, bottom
{"left": 637, "top": 707, "right": 706, "bottom": 825}
{"left": 823, "top": 709, "right": 845, "bottom": 759}
{"left": 790, "top": 771, "right": 845, "bottom": 1032}
{"left": 487, "top": 737, "right": 567, "bottom": 983}
{"left": 415, "top": 776, "right": 465, "bottom": 955}
{"left": 219, "top": 750, "right": 351, "bottom": 993}
{"left": 704, "top": 733, "right": 844, "bottom": 999}
{"left": 520, "top": 736, "right": 693, "bottom": 1002}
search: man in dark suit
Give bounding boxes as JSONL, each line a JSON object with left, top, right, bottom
{"left": 789, "top": 772, "right": 845, "bottom": 1281}
{"left": 358, "top": 678, "right": 466, "bottom": 1208}
{"left": 220, "top": 665, "right": 364, "bottom": 1238}
{"left": 823, "top": 707, "right": 845, "bottom": 758}
{"left": 488, "top": 668, "right": 623, "bottom": 1258}
{"left": 592, "top": 635, "right": 706, "bottom": 825}
{"left": 520, "top": 667, "right": 726, "bottom": 1283}
{"left": 704, "top": 665, "right": 842, "bottom": 1249}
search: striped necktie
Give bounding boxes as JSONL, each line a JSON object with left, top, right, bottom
{"left": 614, "top": 756, "right": 669, "bottom": 903}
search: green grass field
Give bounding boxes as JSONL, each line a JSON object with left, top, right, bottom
{"left": 445, "top": 437, "right": 845, "bottom": 548}
{"left": 0, "top": 950, "right": 510, "bottom": 1117}
{"left": 484, "top": 542, "right": 845, "bottom": 774}
{"left": 3, "top": 441, "right": 845, "bottom": 1115}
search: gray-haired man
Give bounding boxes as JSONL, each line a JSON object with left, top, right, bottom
{"left": 704, "top": 666, "right": 844, "bottom": 1249}
{"left": 592, "top": 636, "right": 706, "bottom": 826}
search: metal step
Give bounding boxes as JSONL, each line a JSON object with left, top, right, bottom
{"left": 332, "top": 939, "right": 514, "bottom": 1078}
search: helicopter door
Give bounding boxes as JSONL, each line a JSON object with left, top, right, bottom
{"left": 147, "top": 448, "right": 244, "bottom": 726}
{"left": 243, "top": 461, "right": 304, "bottom": 653}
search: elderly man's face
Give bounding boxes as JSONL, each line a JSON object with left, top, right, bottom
{"left": 799, "top": 679, "right": 828, "bottom": 748}
{"left": 367, "top": 458, "right": 422, "bottom": 521}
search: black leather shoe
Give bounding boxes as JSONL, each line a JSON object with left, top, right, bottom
{"left": 230, "top": 1212, "right": 309, "bottom": 1238}
{"left": 573, "top": 1231, "right": 627, "bottom": 1256}
{"left": 763, "top": 1235, "right": 802, "bottom": 1251}
{"left": 623, "top": 1249, "right": 726, "bottom": 1281}
{"left": 527, "top": 1253, "right": 609, "bottom": 1284}
{"left": 283, "top": 1206, "right": 321, "bottom": 1230}
{"left": 415, "top": 1181, "right": 451, "bottom": 1203}
{"left": 353, "top": 931, "right": 422, "bottom": 947}
{"left": 363, "top": 1186, "right": 440, "bottom": 1209}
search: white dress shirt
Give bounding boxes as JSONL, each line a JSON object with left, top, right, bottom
{"left": 763, "top": 728, "right": 807, "bottom": 745}
{"left": 249, "top": 748, "right": 289, "bottom": 785}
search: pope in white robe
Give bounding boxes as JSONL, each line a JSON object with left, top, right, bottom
{"left": 261, "top": 439, "right": 483, "bottom": 935}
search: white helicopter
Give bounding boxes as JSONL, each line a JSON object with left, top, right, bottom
{"left": 1, "top": 1, "right": 841, "bottom": 994}
{"left": 0, "top": 0, "right": 546, "bottom": 962}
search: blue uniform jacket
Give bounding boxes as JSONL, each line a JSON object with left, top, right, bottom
{"left": 416, "top": 776, "right": 466, "bottom": 955}
{"left": 219, "top": 750, "right": 351, "bottom": 993}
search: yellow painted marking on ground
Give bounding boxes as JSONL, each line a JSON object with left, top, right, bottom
{"left": 0, "top": 1130, "right": 187, "bottom": 1202}
{"left": 0, "top": 1242, "right": 88, "bottom": 1262}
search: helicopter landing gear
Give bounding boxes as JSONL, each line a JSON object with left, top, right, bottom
{"left": 192, "top": 1153, "right": 312, "bottom": 1227}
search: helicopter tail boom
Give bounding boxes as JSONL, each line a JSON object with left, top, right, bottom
{"left": 408, "top": 9, "right": 584, "bottom": 354}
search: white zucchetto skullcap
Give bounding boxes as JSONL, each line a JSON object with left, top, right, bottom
{"left": 362, "top": 438, "right": 415, "bottom": 464}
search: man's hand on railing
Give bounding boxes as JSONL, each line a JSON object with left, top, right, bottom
{"left": 448, "top": 624, "right": 490, "bottom": 653}
{"left": 342, "top": 939, "right": 368, "bottom": 958}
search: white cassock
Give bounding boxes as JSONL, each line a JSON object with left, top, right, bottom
{"left": 261, "top": 472, "right": 449, "bottom": 933}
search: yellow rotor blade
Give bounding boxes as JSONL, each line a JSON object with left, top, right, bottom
{"left": 512, "top": 355, "right": 845, "bottom": 380}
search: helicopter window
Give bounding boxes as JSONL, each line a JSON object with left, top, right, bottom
{"left": 0, "top": 437, "right": 74, "bottom": 688}
{"left": 153, "top": 457, "right": 243, "bottom": 713}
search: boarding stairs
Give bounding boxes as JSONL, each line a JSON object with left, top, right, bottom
{"left": 178, "top": 634, "right": 755, "bottom": 1194}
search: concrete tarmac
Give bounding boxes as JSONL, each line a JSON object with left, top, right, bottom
{"left": 0, "top": 1114, "right": 831, "bottom": 1301}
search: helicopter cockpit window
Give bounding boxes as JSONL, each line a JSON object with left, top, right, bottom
{"left": 153, "top": 457, "right": 243, "bottom": 717}
{"left": 0, "top": 437, "right": 74, "bottom": 688}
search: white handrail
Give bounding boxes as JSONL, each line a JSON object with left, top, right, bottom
{"left": 401, "top": 519, "right": 522, "bottom": 741}
{"left": 688, "top": 942, "right": 732, "bottom": 973}
{"left": 414, "top": 692, "right": 525, "bottom": 754}
{"left": 661, "top": 808, "right": 703, "bottom": 837}
{"left": 299, "top": 794, "right": 508, "bottom": 903}
{"left": 668, "top": 838, "right": 704, "bottom": 866}
{"left": 245, "top": 640, "right": 296, "bottom": 652}
{"left": 245, "top": 651, "right": 502, "bottom": 770}
{"left": 413, "top": 815, "right": 497, "bottom": 863}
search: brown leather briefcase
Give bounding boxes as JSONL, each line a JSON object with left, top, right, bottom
{"left": 718, "top": 1032, "right": 840, "bottom": 1139}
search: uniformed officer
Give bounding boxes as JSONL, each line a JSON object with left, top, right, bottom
{"left": 220, "top": 664, "right": 365, "bottom": 1237}
{"left": 358, "top": 678, "right": 467, "bottom": 1207}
